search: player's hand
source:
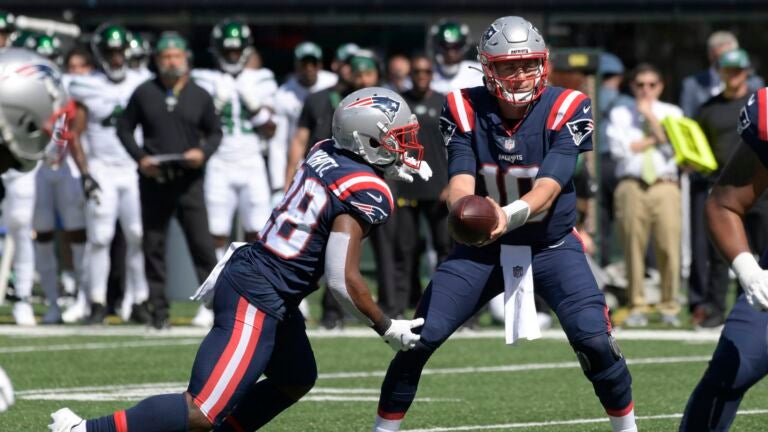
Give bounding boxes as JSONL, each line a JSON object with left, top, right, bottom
{"left": 383, "top": 164, "right": 414, "bottom": 183}
{"left": 382, "top": 318, "right": 425, "bottom": 351}
{"left": 741, "top": 270, "right": 768, "bottom": 310}
{"left": 81, "top": 173, "right": 102, "bottom": 205}
{"left": 183, "top": 148, "right": 206, "bottom": 169}
{"left": 139, "top": 156, "right": 161, "bottom": 178}
{"left": 257, "top": 119, "right": 277, "bottom": 139}
{"left": 477, "top": 197, "right": 507, "bottom": 247}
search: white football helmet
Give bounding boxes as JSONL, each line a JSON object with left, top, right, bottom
{"left": 477, "top": 16, "right": 549, "bottom": 105}
{"left": 0, "top": 48, "right": 71, "bottom": 172}
{"left": 332, "top": 87, "right": 423, "bottom": 169}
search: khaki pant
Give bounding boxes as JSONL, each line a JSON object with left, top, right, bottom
{"left": 614, "top": 179, "right": 681, "bottom": 315}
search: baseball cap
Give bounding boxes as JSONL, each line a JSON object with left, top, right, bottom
{"left": 335, "top": 43, "right": 359, "bottom": 62}
{"left": 599, "top": 52, "right": 625, "bottom": 76}
{"left": 294, "top": 41, "right": 322, "bottom": 61}
{"left": 349, "top": 50, "right": 378, "bottom": 73}
{"left": 719, "top": 49, "right": 751, "bottom": 69}
{"left": 156, "top": 32, "right": 188, "bottom": 53}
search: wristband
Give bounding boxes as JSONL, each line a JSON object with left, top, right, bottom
{"left": 372, "top": 316, "right": 392, "bottom": 336}
{"left": 501, "top": 200, "right": 530, "bottom": 233}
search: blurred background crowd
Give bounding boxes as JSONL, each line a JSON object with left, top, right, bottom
{"left": 0, "top": 1, "right": 766, "bottom": 332}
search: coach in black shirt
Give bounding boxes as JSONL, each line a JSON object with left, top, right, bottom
{"left": 117, "top": 32, "right": 220, "bottom": 329}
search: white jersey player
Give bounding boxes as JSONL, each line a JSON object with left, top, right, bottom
{"left": 194, "top": 19, "right": 278, "bottom": 255}
{"left": 272, "top": 41, "right": 337, "bottom": 199}
{"left": 3, "top": 167, "right": 37, "bottom": 325}
{"left": 429, "top": 20, "right": 484, "bottom": 94}
{"left": 67, "top": 23, "right": 150, "bottom": 325}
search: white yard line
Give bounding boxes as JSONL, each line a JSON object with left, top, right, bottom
{"left": 0, "top": 338, "right": 201, "bottom": 354}
{"left": 0, "top": 325, "right": 724, "bottom": 342}
{"left": 401, "top": 409, "right": 768, "bottom": 431}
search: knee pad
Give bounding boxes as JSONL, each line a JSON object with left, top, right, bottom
{"left": 123, "top": 223, "right": 144, "bottom": 246}
{"left": 572, "top": 333, "right": 623, "bottom": 376}
{"left": 88, "top": 224, "right": 115, "bottom": 247}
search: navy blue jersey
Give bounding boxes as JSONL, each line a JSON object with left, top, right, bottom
{"left": 739, "top": 87, "right": 768, "bottom": 168}
{"left": 224, "top": 139, "right": 394, "bottom": 319}
{"left": 441, "top": 85, "right": 594, "bottom": 245}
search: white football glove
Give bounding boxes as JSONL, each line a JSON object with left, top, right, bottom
{"left": 0, "top": 366, "right": 14, "bottom": 413}
{"left": 382, "top": 159, "right": 433, "bottom": 183}
{"left": 382, "top": 317, "right": 425, "bottom": 352}
{"left": 733, "top": 252, "right": 768, "bottom": 310}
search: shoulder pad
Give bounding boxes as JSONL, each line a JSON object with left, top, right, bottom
{"left": 546, "top": 89, "right": 589, "bottom": 131}
{"left": 67, "top": 74, "right": 105, "bottom": 102}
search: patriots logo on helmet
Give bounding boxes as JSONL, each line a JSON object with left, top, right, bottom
{"left": 350, "top": 201, "right": 388, "bottom": 223}
{"left": 566, "top": 118, "right": 594, "bottom": 146}
{"left": 9, "top": 63, "right": 61, "bottom": 86}
{"left": 345, "top": 96, "right": 401, "bottom": 122}
{"left": 482, "top": 25, "right": 498, "bottom": 45}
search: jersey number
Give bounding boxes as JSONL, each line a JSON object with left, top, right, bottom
{"left": 100, "top": 105, "right": 123, "bottom": 128}
{"left": 262, "top": 169, "right": 327, "bottom": 258}
{"left": 221, "top": 101, "right": 254, "bottom": 135}
{"left": 480, "top": 165, "right": 546, "bottom": 222}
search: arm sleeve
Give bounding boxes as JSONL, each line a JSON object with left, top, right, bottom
{"left": 442, "top": 102, "right": 476, "bottom": 178}
{"left": 117, "top": 90, "right": 146, "bottom": 162}
{"left": 199, "top": 92, "right": 223, "bottom": 159}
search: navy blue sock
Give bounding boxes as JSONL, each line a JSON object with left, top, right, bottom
{"left": 217, "top": 379, "right": 303, "bottom": 431}
{"left": 87, "top": 393, "right": 188, "bottom": 432}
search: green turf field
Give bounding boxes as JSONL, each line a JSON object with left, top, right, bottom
{"left": 1, "top": 311, "right": 767, "bottom": 432}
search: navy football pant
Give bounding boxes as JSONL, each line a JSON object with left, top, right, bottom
{"left": 377, "top": 232, "right": 633, "bottom": 420}
{"left": 187, "top": 283, "right": 317, "bottom": 429}
{"left": 680, "top": 292, "right": 768, "bottom": 431}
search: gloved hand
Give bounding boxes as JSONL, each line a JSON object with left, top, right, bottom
{"left": 381, "top": 317, "right": 425, "bottom": 352}
{"left": 81, "top": 173, "right": 102, "bottom": 205}
{"left": 733, "top": 252, "right": 768, "bottom": 310}
{"left": 382, "top": 160, "right": 433, "bottom": 183}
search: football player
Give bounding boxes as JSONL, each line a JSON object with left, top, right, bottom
{"left": 190, "top": 18, "right": 280, "bottom": 327}
{"left": 429, "top": 19, "right": 484, "bottom": 94}
{"left": 0, "top": 48, "right": 72, "bottom": 325}
{"left": 66, "top": 23, "right": 150, "bottom": 324}
{"left": 49, "top": 87, "right": 432, "bottom": 432}
{"left": 126, "top": 31, "right": 152, "bottom": 78}
{"left": 373, "top": 16, "right": 636, "bottom": 432}
{"left": 679, "top": 89, "right": 768, "bottom": 430}
{"left": 14, "top": 32, "right": 64, "bottom": 67}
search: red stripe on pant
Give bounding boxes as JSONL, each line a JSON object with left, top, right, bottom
{"left": 606, "top": 400, "right": 634, "bottom": 417}
{"left": 377, "top": 406, "right": 406, "bottom": 420}
{"left": 207, "top": 309, "right": 266, "bottom": 420}
{"left": 113, "top": 410, "right": 128, "bottom": 432}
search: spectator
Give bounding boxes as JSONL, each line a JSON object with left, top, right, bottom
{"left": 384, "top": 53, "right": 411, "bottom": 93}
{"left": 117, "top": 32, "right": 221, "bottom": 329}
{"left": 679, "top": 30, "right": 763, "bottom": 118}
{"left": 429, "top": 20, "right": 483, "bottom": 94}
{"left": 607, "top": 63, "right": 683, "bottom": 327}
{"left": 690, "top": 48, "right": 768, "bottom": 328}
{"left": 597, "top": 53, "right": 634, "bottom": 267}
{"left": 386, "top": 54, "right": 451, "bottom": 318}
{"left": 0, "top": 11, "right": 13, "bottom": 48}
{"left": 330, "top": 42, "right": 359, "bottom": 86}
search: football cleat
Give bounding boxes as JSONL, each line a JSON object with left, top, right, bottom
{"left": 0, "top": 366, "right": 14, "bottom": 412}
{"left": 12, "top": 301, "right": 36, "bottom": 326}
{"left": 191, "top": 304, "right": 214, "bottom": 328}
{"left": 48, "top": 408, "right": 84, "bottom": 432}
{"left": 85, "top": 303, "right": 108, "bottom": 325}
{"left": 61, "top": 293, "right": 89, "bottom": 324}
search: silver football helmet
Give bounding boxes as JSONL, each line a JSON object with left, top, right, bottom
{"left": 0, "top": 48, "right": 70, "bottom": 172}
{"left": 332, "top": 87, "right": 423, "bottom": 169}
{"left": 477, "top": 16, "right": 549, "bottom": 105}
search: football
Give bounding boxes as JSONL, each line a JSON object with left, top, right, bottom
{"left": 447, "top": 195, "right": 499, "bottom": 245}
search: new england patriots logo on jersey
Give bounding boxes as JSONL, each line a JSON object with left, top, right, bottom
{"left": 345, "top": 96, "right": 401, "bottom": 122}
{"left": 566, "top": 118, "right": 594, "bottom": 146}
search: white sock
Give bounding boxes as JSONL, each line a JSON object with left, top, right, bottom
{"left": 87, "top": 242, "right": 109, "bottom": 305}
{"left": 35, "top": 241, "right": 58, "bottom": 304}
{"left": 373, "top": 415, "right": 402, "bottom": 432}
{"left": 609, "top": 408, "right": 637, "bottom": 432}
{"left": 11, "top": 225, "right": 34, "bottom": 299}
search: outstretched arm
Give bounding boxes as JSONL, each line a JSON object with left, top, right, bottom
{"left": 325, "top": 213, "right": 424, "bottom": 351}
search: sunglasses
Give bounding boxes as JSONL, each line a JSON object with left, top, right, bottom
{"left": 412, "top": 68, "right": 432, "bottom": 75}
{"left": 634, "top": 81, "right": 659, "bottom": 88}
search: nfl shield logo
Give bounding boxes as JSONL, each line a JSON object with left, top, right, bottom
{"left": 503, "top": 138, "right": 516, "bottom": 151}
{"left": 513, "top": 265, "right": 524, "bottom": 278}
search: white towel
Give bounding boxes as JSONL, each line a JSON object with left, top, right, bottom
{"left": 190, "top": 242, "right": 247, "bottom": 307}
{"left": 501, "top": 245, "right": 541, "bottom": 345}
